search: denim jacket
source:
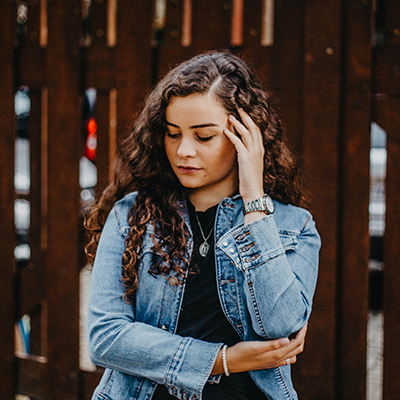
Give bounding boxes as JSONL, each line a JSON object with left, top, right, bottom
{"left": 87, "top": 192, "right": 320, "bottom": 400}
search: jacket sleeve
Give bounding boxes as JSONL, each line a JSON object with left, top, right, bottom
{"left": 217, "top": 211, "right": 321, "bottom": 339}
{"left": 87, "top": 206, "right": 222, "bottom": 400}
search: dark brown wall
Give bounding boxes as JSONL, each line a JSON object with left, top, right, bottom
{"left": 1, "top": 1, "right": 399, "bottom": 399}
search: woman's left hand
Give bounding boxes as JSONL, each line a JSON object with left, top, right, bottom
{"left": 224, "top": 108, "right": 265, "bottom": 204}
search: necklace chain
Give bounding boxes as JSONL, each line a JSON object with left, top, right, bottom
{"left": 195, "top": 212, "right": 214, "bottom": 257}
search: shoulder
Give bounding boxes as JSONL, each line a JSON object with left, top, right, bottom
{"left": 272, "top": 200, "right": 315, "bottom": 234}
{"left": 111, "top": 191, "right": 138, "bottom": 233}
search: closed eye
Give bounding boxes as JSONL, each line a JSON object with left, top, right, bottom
{"left": 197, "top": 135, "right": 214, "bottom": 142}
{"left": 166, "top": 132, "right": 180, "bottom": 139}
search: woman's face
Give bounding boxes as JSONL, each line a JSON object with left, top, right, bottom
{"left": 164, "top": 93, "right": 238, "bottom": 205}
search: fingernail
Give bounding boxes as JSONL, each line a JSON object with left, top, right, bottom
{"left": 228, "top": 114, "right": 236, "bottom": 121}
{"left": 279, "top": 338, "right": 290, "bottom": 345}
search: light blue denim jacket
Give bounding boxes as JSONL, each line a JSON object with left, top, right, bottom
{"left": 87, "top": 192, "right": 320, "bottom": 400}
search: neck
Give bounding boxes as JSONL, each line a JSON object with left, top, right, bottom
{"left": 189, "top": 186, "right": 238, "bottom": 212}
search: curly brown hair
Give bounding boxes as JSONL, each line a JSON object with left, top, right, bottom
{"left": 85, "top": 50, "right": 307, "bottom": 301}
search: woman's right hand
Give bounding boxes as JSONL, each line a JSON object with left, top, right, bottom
{"left": 211, "top": 324, "right": 307, "bottom": 375}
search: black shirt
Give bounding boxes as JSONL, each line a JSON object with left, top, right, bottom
{"left": 152, "top": 201, "right": 266, "bottom": 400}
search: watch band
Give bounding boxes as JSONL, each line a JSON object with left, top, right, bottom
{"left": 242, "top": 194, "right": 274, "bottom": 215}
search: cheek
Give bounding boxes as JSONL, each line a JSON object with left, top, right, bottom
{"left": 211, "top": 141, "right": 237, "bottom": 169}
{"left": 164, "top": 139, "right": 174, "bottom": 161}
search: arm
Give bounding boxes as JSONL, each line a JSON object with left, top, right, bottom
{"left": 223, "top": 109, "right": 320, "bottom": 339}
{"left": 87, "top": 206, "right": 222, "bottom": 399}
{"left": 211, "top": 324, "right": 307, "bottom": 375}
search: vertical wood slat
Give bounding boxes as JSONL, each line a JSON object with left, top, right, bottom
{"left": 95, "top": 89, "right": 112, "bottom": 194}
{"left": 261, "top": 0, "right": 274, "bottom": 47}
{"left": 300, "top": 1, "right": 342, "bottom": 398}
{"left": 158, "top": 0, "right": 193, "bottom": 76}
{"left": 375, "top": 98, "right": 400, "bottom": 400}
{"left": 0, "top": 2, "right": 16, "bottom": 399}
{"left": 242, "top": 0, "right": 304, "bottom": 158}
{"left": 191, "top": 0, "right": 231, "bottom": 51}
{"left": 44, "top": 1, "right": 82, "bottom": 398}
{"left": 335, "top": 2, "right": 372, "bottom": 399}
{"left": 115, "top": 0, "right": 154, "bottom": 138}
{"left": 19, "top": 0, "right": 46, "bottom": 88}
{"left": 87, "top": 0, "right": 115, "bottom": 89}
{"left": 17, "top": 89, "right": 46, "bottom": 321}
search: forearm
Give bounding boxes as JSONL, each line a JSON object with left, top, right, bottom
{"left": 210, "top": 325, "right": 307, "bottom": 375}
{"left": 218, "top": 213, "right": 320, "bottom": 338}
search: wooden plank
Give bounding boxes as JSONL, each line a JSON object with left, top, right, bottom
{"left": 115, "top": 0, "right": 154, "bottom": 138}
{"left": 375, "top": 98, "right": 400, "bottom": 400}
{"left": 334, "top": 2, "right": 372, "bottom": 399}
{"left": 86, "top": 0, "right": 116, "bottom": 89}
{"left": 80, "top": 370, "right": 103, "bottom": 400}
{"left": 300, "top": 0, "right": 342, "bottom": 398}
{"left": 17, "top": 89, "right": 46, "bottom": 319}
{"left": 95, "top": 89, "right": 112, "bottom": 194}
{"left": 191, "top": 0, "right": 231, "bottom": 51}
{"left": 373, "top": 0, "right": 400, "bottom": 97}
{"left": 158, "top": 0, "right": 194, "bottom": 77}
{"left": 17, "top": 357, "right": 47, "bottom": 400}
{"left": 44, "top": 1, "right": 82, "bottom": 398}
{"left": 19, "top": 0, "right": 46, "bottom": 88}
{"left": 242, "top": 0, "right": 304, "bottom": 159}
{"left": 0, "top": 2, "right": 17, "bottom": 399}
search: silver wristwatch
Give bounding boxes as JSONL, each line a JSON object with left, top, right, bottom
{"left": 242, "top": 194, "right": 275, "bottom": 215}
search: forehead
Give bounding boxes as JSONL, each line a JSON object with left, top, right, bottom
{"left": 166, "top": 94, "right": 228, "bottom": 127}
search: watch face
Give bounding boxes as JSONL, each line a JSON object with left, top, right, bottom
{"left": 266, "top": 196, "right": 275, "bottom": 213}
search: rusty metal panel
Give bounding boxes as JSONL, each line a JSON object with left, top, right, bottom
{"left": 375, "top": 98, "right": 400, "bottom": 400}
{"left": 300, "top": 1, "right": 343, "bottom": 398}
{"left": 0, "top": 2, "right": 17, "bottom": 399}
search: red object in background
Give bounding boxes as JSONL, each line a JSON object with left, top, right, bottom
{"left": 85, "top": 117, "right": 97, "bottom": 161}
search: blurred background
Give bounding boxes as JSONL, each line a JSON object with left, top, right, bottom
{"left": 1, "top": 1, "right": 399, "bottom": 399}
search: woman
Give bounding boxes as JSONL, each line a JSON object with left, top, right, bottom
{"left": 86, "top": 51, "right": 320, "bottom": 400}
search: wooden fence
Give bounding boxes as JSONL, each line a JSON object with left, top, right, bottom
{"left": 1, "top": 0, "right": 399, "bottom": 399}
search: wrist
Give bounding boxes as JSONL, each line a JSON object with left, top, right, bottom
{"left": 222, "top": 345, "right": 230, "bottom": 377}
{"left": 241, "top": 191, "right": 264, "bottom": 205}
{"left": 242, "top": 194, "right": 275, "bottom": 216}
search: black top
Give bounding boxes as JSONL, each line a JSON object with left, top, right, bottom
{"left": 152, "top": 201, "right": 266, "bottom": 400}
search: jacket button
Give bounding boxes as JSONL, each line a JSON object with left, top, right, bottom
{"left": 229, "top": 248, "right": 235, "bottom": 253}
{"left": 223, "top": 242, "right": 228, "bottom": 246}
{"left": 169, "top": 276, "right": 179, "bottom": 286}
{"left": 161, "top": 324, "right": 168, "bottom": 330}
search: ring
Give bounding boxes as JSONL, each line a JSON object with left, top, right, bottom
{"left": 286, "top": 358, "right": 290, "bottom": 366}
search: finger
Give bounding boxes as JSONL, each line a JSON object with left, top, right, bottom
{"left": 223, "top": 127, "right": 246, "bottom": 151}
{"left": 272, "top": 334, "right": 305, "bottom": 359}
{"left": 237, "top": 108, "right": 259, "bottom": 131}
{"left": 293, "top": 324, "right": 308, "bottom": 344}
{"left": 228, "top": 114, "right": 252, "bottom": 144}
{"left": 237, "top": 108, "right": 263, "bottom": 147}
{"left": 280, "top": 355, "right": 297, "bottom": 368}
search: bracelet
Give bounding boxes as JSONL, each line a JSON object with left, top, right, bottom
{"left": 221, "top": 345, "right": 230, "bottom": 377}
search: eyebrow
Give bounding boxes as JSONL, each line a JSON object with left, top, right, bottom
{"left": 166, "top": 121, "right": 219, "bottom": 129}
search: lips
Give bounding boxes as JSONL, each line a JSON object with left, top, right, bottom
{"left": 177, "top": 166, "right": 200, "bottom": 174}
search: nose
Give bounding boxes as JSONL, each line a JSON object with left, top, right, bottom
{"left": 177, "top": 136, "right": 196, "bottom": 158}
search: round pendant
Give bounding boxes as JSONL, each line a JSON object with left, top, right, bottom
{"left": 199, "top": 242, "right": 210, "bottom": 257}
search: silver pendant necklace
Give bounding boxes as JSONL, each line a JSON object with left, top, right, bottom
{"left": 195, "top": 212, "right": 214, "bottom": 257}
